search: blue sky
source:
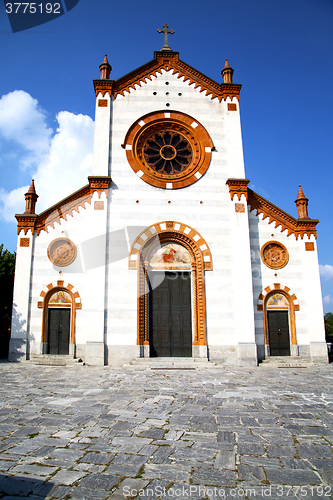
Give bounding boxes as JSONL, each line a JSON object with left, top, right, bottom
{"left": 0, "top": 0, "right": 332, "bottom": 312}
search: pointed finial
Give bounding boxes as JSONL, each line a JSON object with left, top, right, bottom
{"left": 99, "top": 54, "right": 112, "bottom": 79}
{"left": 295, "top": 184, "right": 309, "bottom": 219}
{"left": 222, "top": 59, "right": 234, "bottom": 83}
{"left": 222, "top": 59, "right": 234, "bottom": 84}
{"left": 27, "top": 179, "right": 37, "bottom": 195}
{"left": 24, "top": 179, "right": 39, "bottom": 215}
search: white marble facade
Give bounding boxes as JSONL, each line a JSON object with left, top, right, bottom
{"left": 9, "top": 51, "right": 327, "bottom": 365}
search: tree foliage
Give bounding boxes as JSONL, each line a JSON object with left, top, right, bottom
{"left": 325, "top": 312, "right": 333, "bottom": 341}
{"left": 0, "top": 245, "right": 16, "bottom": 358}
{"left": 0, "top": 245, "right": 16, "bottom": 276}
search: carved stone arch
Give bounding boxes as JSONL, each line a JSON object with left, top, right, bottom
{"left": 257, "top": 283, "right": 299, "bottom": 349}
{"left": 128, "top": 221, "right": 213, "bottom": 353}
{"left": 37, "top": 280, "right": 81, "bottom": 347}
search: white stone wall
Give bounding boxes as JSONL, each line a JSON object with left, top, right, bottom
{"left": 249, "top": 209, "right": 326, "bottom": 360}
{"left": 9, "top": 230, "right": 34, "bottom": 360}
{"left": 26, "top": 191, "right": 108, "bottom": 360}
{"left": 12, "top": 65, "right": 325, "bottom": 366}
{"left": 103, "top": 70, "right": 256, "bottom": 364}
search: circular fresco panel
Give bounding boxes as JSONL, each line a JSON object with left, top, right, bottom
{"left": 47, "top": 238, "right": 77, "bottom": 267}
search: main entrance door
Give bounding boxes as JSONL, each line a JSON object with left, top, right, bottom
{"left": 47, "top": 308, "right": 70, "bottom": 355}
{"left": 267, "top": 311, "right": 290, "bottom": 356}
{"left": 149, "top": 271, "right": 192, "bottom": 357}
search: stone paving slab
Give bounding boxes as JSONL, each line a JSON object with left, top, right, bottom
{"left": 1, "top": 363, "right": 333, "bottom": 499}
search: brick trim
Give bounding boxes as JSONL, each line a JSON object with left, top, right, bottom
{"left": 16, "top": 176, "right": 111, "bottom": 236}
{"left": 94, "top": 51, "right": 241, "bottom": 102}
{"left": 129, "top": 221, "right": 212, "bottom": 349}
{"left": 257, "top": 284, "right": 299, "bottom": 348}
{"left": 38, "top": 281, "right": 81, "bottom": 346}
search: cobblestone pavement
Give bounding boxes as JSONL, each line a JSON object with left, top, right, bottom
{"left": 1, "top": 363, "right": 333, "bottom": 500}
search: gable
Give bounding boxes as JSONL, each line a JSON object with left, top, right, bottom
{"left": 94, "top": 51, "right": 241, "bottom": 102}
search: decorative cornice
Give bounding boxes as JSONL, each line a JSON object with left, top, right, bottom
{"left": 16, "top": 176, "right": 111, "bottom": 236}
{"left": 248, "top": 189, "right": 318, "bottom": 240}
{"left": 97, "top": 51, "right": 241, "bottom": 102}
{"left": 15, "top": 214, "right": 37, "bottom": 235}
{"left": 93, "top": 79, "right": 114, "bottom": 97}
{"left": 226, "top": 178, "right": 250, "bottom": 201}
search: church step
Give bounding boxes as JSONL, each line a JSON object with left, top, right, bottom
{"left": 122, "top": 357, "right": 218, "bottom": 370}
{"left": 260, "top": 356, "right": 315, "bottom": 368}
{"left": 29, "top": 355, "right": 84, "bottom": 366}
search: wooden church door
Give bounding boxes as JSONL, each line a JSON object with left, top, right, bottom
{"left": 149, "top": 271, "right": 192, "bottom": 357}
{"left": 267, "top": 311, "right": 290, "bottom": 356}
{"left": 47, "top": 308, "right": 70, "bottom": 355}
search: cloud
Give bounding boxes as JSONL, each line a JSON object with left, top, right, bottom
{"left": 323, "top": 295, "right": 333, "bottom": 305}
{"left": 0, "top": 91, "right": 94, "bottom": 222}
{"left": 0, "top": 90, "right": 52, "bottom": 169}
{"left": 320, "top": 264, "right": 333, "bottom": 280}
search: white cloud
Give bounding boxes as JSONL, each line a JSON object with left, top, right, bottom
{"left": 32, "top": 111, "right": 94, "bottom": 213}
{"left": 323, "top": 295, "right": 333, "bottom": 305}
{"left": 0, "top": 90, "right": 52, "bottom": 169}
{"left": 320, "top": 264, "right": 333, "bottom": 280}
{"left": 0, "top": 91, "right": 94, "bottom": 222}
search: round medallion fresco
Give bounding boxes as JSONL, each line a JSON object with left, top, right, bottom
{"left": 47, "top": 238, "right": 77, "bottom": 267}
{"left": 123, "top": 111, "right": 213, "bottom": 189}
{"left": 261, "top": 241, "right": 289, "bottom": 270}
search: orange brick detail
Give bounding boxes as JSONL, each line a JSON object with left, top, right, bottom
{"left": 274, "top": 283, "right": 281, "bottom": 290}
{"left": 57, "top": 280, "right": 64, "bottom": 287}
{"left": 98, "top": 99, "right": 108, "bottom": 107}
{"left": 228, "top": 103, "right": 237, "bottom": 111}
{"left": 235, "top": 203, "right": 245, "bottom": 213}
{"left": 20, "top": 238, "right": 30, "bottom": 247}
{"left": 94, "top": 201, "right": 104, "bottom": 210}
{"left": 305, "top": 242, "right": 315, "bottom": 251}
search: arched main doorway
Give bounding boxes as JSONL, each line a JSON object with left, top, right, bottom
{"left": 129, "top": 221, "right": 213, "bottom": 358}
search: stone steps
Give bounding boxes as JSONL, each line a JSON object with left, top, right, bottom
{"left": 259, "top": 356, "right": 315, "bottom": 368}
{"left": 29, "top": 355, "right": 85, "bottom": 366}
{"left": 122, "top": 357, "right": 218, "bottom": 370}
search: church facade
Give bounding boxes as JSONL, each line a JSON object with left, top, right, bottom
{"left": 9, "top": 40, "right": 328, "bottom": 366}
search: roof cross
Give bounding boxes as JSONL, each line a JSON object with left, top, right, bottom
{"left": 157, "top": 24, "right": 175, "bottom": 51}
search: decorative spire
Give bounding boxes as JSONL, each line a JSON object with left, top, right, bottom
{"left": 295, "top": 184, "right": 309, "bottom": 219}
{"left": 221, "top": 59, "right": 234, "bottom": 84}
{"left": 99, "top": 54, "right": 112, "bottom": 79}
{"left": 157, "top": 24, "right": 175, "bottom": 51}
{"left": 24, "top": 179, "right": 38, "bottom": 215}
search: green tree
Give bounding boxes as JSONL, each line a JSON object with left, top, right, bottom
{"left": 325, "top": 312, "right": 333, "bottom": 342}
{"left": 0, "top": 245, "right": 16, "bottom": 358}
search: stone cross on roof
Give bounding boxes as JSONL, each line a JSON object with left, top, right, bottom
{"left": 157, "top": 24, "right": 175, "bottom": 51}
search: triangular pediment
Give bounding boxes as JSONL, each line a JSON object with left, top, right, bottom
{"left": 94, "top": 51, "right": 241, "bottom": 102}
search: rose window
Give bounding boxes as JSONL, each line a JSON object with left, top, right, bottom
{"left": 123, "top": 111, "right": 213, "bottom": 189}
{"left": 143, "top": 131, "right": 192, "bottom": 175}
